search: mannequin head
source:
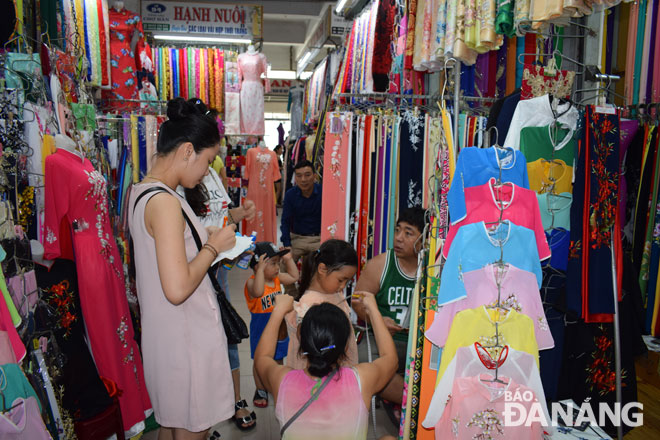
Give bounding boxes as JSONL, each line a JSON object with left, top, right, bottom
{"left": 112, "top": 1, "right": 124, "bottom": 11}
{"left": 247, "top": 44, "right": 257, "bottom": 54}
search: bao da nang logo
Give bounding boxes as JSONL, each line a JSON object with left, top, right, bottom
{"left": 503, "top": 391, "right": 643, "bottom": 428}
{"left": 146, "top": 3, "right": 166, "bottom": 14}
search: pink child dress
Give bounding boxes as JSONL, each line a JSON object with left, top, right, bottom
{"left": 237, "top": 52, "right": 270, "bottom": 135}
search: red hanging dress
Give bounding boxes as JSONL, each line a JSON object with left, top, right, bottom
{"left": 102, "top": 8, "right": 152, "bottom": 111}
{"left": 43, "top": 149, "right": 151, "bottom": 433}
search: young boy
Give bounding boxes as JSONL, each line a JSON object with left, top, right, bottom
{"left": 245, "top": 242, "right": 299, "bottom": 408}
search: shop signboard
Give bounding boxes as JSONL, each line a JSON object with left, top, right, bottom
{"left": 141, "top": 1, "right": 263, "bottom": 40}
{"left": 269, "top": 79, "right": 295, "bottom": 96}
{"left": 330, "top": 10, "right": 351, "bottom": 38}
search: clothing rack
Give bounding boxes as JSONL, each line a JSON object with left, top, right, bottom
{"left": 333, "top": 92, "right": 498, "bottom": 103}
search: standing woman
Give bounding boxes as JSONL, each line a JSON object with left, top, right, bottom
{"left": 129, "top": 98, "right": 237, "bottom": 440}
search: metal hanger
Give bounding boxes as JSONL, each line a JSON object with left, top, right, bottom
{"left": 517, "top": 49, "right": 586, "bottom": 75}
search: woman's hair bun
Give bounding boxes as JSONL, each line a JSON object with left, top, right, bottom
{"left": 166, "top": 97, "right": 193, "bottom": 121}
{"left": 167, "top": 97, "right": 209, "bottom": 121}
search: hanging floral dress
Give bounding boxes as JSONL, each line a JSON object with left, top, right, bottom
{"left": 245, "top": 146, "right": 281, "bottom": 242}
{"left": 102, "top": 8, "right": 152, "bottom": 111}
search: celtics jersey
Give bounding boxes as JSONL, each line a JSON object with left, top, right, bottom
{"left": 376, "top": 250, "right": 416, "bottom": 342}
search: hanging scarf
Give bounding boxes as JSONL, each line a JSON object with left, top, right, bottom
{"left": 131, "top": 115, "right": 139, "bottom": 183}
{"left": 215, "top": 49, "right": 224, "bottom": 114}
{"left": 404, "top": 0, "right": 418, "bottom": 70}
{"left": 633, "top": 0, "right": 648, "bottom": 106}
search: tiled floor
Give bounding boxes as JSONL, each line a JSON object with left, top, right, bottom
{"left": 143, "top": 216, "right": 398, "bottom": 439}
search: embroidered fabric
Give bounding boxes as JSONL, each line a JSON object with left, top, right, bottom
{"left": 423, "top": 345, "right": 550, "bottom": 434}
{"left": 521, "top": 64, "right": 576, "bottom": 100}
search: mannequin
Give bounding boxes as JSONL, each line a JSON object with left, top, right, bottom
{"left": 45, "top": 135, "right": 152, "bottom": 435}
{"left": 288, "top": 81, "right": 305, "bottom": 139}
{"left": 238, "top": 47, "right": 270, "bottom": 135}
{"left": 245, "top": 142, "right": 280, "bottom": 242}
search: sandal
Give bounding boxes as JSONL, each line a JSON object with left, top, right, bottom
{"left": 232, "top": 399, "right": 256, "bottom": 431}
{"left": 253, "top": 388, "right": 268, "bottom": 408}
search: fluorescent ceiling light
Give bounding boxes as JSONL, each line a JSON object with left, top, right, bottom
{"left": 335, "top": 0, "right": 349, "bottom": 13}
{"left": 153, "top": 34, "right": 251, "bottom": 44}
{"left": 297, "top": 51, "right": 313, "bottom": 69}
{"left": 266, "top": 68, "right": 312, "bottom": 80}
{"left": 268, "top": 69, "right": 297, "bottom": 80}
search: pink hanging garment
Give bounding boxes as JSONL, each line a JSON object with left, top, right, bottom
{"left": 426, "top": 263, "right": 554, "bottom": 349}
{"left": 7, "top": 271, "right": 39, "bottom": 319}
{"left": 0, "top": 397, "right": 51, "bottom": 439}
{"left": 426, "top": 375, "right": 543, "bottom": 439}
{"left": 321, "top": 113, "right": 353, "bottom": 242}
{"left": 442, "top": 178, "right": 551, "bottom": 261}
{"left": 238, "top": 52, "right": 270, "bottom": 135}
{"left": 245, "top": 146, "right": 281, "bottom": 242}
{"left": 0, "top": 331, "right": 17, "bottom": 364}
{"left": 423, "top": 344, "right": 552, "bottom": 434}
{"left": 625, "top": 2, "right": 639, "bottom": 105}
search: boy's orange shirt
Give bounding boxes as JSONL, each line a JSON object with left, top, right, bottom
{"left": 244, "top": 275, "right": 283, "bottom": 314}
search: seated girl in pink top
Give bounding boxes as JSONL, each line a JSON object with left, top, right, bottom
{"left": 254, "top": 292, "right": 398, "bottom": 439}
{"left": 284, "top": 239, "right": 359, "bottom": 369}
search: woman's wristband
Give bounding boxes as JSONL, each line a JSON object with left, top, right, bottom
{"left": 227, "top": 210, "right": 237, "bottom": 225}
{"left": 202, "top": 243, "right": 219, "bottom": 259}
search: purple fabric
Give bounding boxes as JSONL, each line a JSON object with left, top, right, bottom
{"left": 606, "top": 12, "right": 615, "bottom": 75}
{"left": 497, "top": 41, "right": 508, "bottom": 97}
{"left": 619, "top": 120, "right": 640, "bottom": 219}
{"left": 475, "top": 53, "right": 490, "bottom": 97}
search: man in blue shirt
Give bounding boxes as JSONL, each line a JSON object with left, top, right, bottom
{"left": 280, "top": 160, "right": 322, "bottom": 295}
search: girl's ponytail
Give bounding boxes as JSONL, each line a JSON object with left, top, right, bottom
{"left": 296, "top": 239, "right": 358, "bottom": 298}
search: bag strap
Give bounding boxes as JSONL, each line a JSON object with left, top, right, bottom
{"left": 132, "top": 185, "right": 224, "bottom": 293}
{"left": 280, "top": 368, "right": 339, "bottom": 437}
{"left": 132, "top": 186, "right": 168, "bottom": 216}
{"left": 178, "top": 201, "right": 226, "bottom": 293}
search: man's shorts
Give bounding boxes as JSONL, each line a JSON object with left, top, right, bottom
{"left": 357, "top": 331, "right": 408, "bottom": 375}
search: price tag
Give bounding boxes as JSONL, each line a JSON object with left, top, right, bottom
{"left": 595, "top": 104, "right": 616, "bottom": 115}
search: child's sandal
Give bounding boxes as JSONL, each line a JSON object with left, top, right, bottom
{"left": 253, "top": 388, "right": 268, "bottom": 408}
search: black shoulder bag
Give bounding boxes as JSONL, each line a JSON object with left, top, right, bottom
{"left": 132, "top": 186, "right": 249, "bottom": 345}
